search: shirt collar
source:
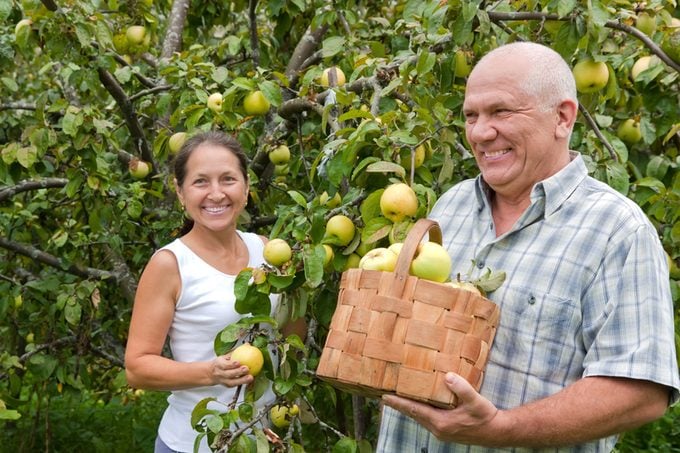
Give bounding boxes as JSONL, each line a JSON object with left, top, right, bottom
{"left": 474, "top": 151, "right": 588, "bottom": 216}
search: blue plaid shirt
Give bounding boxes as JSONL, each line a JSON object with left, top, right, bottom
{"left": 377, "top": 153, "right": 680, "bottom": 453}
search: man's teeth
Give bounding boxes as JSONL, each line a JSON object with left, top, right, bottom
{"left": 485, "top": 149, "right": 510, "bottom": 158}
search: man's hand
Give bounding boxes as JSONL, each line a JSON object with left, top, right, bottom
{"left": 382, "top": 372, "right": 505, "bottom": 444}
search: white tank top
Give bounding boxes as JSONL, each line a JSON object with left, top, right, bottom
{"left": 156, "top": 231, "right": 279, "bottom": 452}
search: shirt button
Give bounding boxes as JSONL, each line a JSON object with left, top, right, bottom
{"left": 477, "top": 261, "right": 485, "bottom": 269}
{"left": 528, "top": 295, "right": 536, "bottom": 305}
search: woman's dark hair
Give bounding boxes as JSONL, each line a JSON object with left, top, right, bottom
{"left": 173, "top": 131, "right": 249, "bottom": 235}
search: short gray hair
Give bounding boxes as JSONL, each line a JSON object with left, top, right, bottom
{"left": 473, "top": 42, "right": 578, "bottom": 112}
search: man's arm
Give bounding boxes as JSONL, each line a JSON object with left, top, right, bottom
{"left": 382, "top": 372, "right": 670, "bottom": 448}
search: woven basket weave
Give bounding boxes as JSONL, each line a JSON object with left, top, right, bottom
{"left": 316, "top": 218, "right": 500, "bottom": 408}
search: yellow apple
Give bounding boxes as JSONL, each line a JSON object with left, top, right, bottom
{"left": 243, "top": 90, "right": 270, "bottom": 116}
{"left": 380, "top": 183, "right": 418, "bottom": 223}
{"left": 168, "top": 132, "right": 187, "bottom": 154}
{"left": 125, "top": 25, "right": 146, "bottom": 46}
{"left": 129, "top": 158, "right": 151, "bottom": 179}
{"left": 319, "top": 191, "right": 342, "bottom": 208}
{"left": 617, "top": 118, "right": 642, "bottom": 144}
{"left": 269, "top": 144, "right": 290, "bottom": 165}
{"left": 207, "top": 92, "right": 223, "bottom": 113}
{"left": 400, "top": 144, "right": 426, "bottom": 169}
{"left": 387, "top": 242, "right": 403, "bottom": 257}
{"left": 453, "top": 49, "right": 471, "bottom": 78}
{"left": 322, "top": 244, "right": 334, "bottom": 267}
{"left": 112, "top": 33, "right": 129, "bottom": 54}
{"left": 230, "top": 343, "right": 264, "bottom": 376}
{"left": 325, "top": 214, "right": 355, "bottom": 246}
{"left": 636, "top": 12, "right": 657, "bottom": 36}
{"left": 410, "top": 242, "right": 452, "bottom": 283}
{"left": 359, "top": 247, "right": 398, "bottom": 272}
{"left": 270, "top": 404, "right": 299, "bottom": 428}
{"left": 662, "top": 30, "right": 680, "bottom": 63}
{"left": 263, "top": 238, "right": 292, "bottom": 266}
{"left": 445, "top": 280, "right": 482, "bottom": 296}
{"left": 630, "top": 55, "right": 661, "bottom": 80}
{"left": 572, "top": 59, "right": 609, "bottom": 94}
{"left": 319, "top": 66, "right": 346, "bottom": 87}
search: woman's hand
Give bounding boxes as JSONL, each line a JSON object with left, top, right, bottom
{"left": 210, "top": 354, "right": 255, "bottom": 387}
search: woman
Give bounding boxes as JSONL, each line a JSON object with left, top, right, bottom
{"left": 125, "top": 131, "right": 281, "bottom": 452}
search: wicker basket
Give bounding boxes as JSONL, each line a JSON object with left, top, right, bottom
{"left": 316, "top": 218, "right": 500, "bottom": 408}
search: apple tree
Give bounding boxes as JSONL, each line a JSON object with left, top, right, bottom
{"left": 1, "top": 0, "right": 679, "bottom": 451}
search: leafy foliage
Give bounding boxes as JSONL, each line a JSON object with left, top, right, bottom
{"left": 1, "top": 0, "right": 679, "bottom": 451}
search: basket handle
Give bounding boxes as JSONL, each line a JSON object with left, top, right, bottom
{"left": 393, "top": 218, "right": 443, "bottom": 278}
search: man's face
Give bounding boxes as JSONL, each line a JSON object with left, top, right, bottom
{"left": 462, "top": 61, "right": 567, "bottom": 201}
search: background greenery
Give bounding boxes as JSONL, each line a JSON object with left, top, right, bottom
{"left": 1, "top": 0, "right": 679, "bottom": 451}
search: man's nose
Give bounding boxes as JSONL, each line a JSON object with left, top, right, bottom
{"left": 467, "top": 115, "right": 498, "bottom": 143}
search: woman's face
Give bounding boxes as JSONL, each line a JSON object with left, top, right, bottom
{"left": 175, "top": 143, "right": 249, "bottom": 233}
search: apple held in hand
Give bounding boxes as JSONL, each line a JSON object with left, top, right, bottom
{"left": 230, "top": 343, "right": 264, "bottom": 377}
{"left": 359, "top": 247, "right": 398, "bottom": 272}
{"left": 207, "top": 92, "right": 223, "bottom": 113}
{"left": 380, "top": 183, "right": 418, "bottom": 223}
{"left": 572, "top": 59, "right": 609, "bottom": 94}
{"left": 264, "top": 238, "right": 292, "bottom": 266}
{"left": 410, "top": 242, "right": 452, "bottom": 283}
{"left": 243, "top": 90, "right": 270, "bottom": 116}
{"left": 324, "top": 214, "right": 355, "bottom": 246}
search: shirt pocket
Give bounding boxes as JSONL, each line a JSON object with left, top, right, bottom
{"left": 492, "top": 285, "right": 583, "bottom": 383}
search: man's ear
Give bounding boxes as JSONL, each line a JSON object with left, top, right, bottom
{"left": 555, "top": 99, "right": 578, "bottom": 140}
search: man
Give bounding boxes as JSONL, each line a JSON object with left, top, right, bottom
{"left": 377, "top": 42, "right": 680, "bottom": 452}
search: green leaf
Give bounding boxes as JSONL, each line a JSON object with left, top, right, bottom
{"left": 303, "top": 244, "right": 325, "bottom": 288}
{"left": 212, "top": 66, "right": 229, "bottom": 84}
{"left": 16, "top": 145, "right": 38, "bottom": 168}
{"left": 190, "top": 397, "right": 218, "bottom": 427}
{"left": 332, "top": 437, "right": 358, "bottom": 453}
{"left": 287, "top": 190, "right": 307, "bottom": 208}
{"left": 205, "top": 414, "right": 224, "bottom": 433}
{"left": 365, "top": 161, "right": 405, "bottom": 178}
{"left": 416, "top": 51, "right": 436, "bottom": 76}
{"left": 0, "top": 409, "right": 21, "bottom": 420}
{"left": 556, "top": 0, "right": 577, "bottom": 18}
{"left": 361, "top": 217, "right": 392, "bottom": 244}
{"left": 605, "top": 161, "right": 630, "bottom": 195}
{"left": 322, "top": 36, "right": 346, "bottom": 57}
{"left": 360, "top": 189, "right": 384, "bottom": 223}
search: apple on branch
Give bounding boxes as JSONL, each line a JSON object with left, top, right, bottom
{"left": 617, "top": 118, "right": 642, "bottom": 144}
{"left": 125, "top": 25, "right": 146, "bottom": 46}
{"left": 168, "top": 132, "right": 187, "bottom": 154}
{"left": 269, "top": 144, "right": 290, "bottom": 165}
{"left": 380, "top": 183, "right": 418, "bottom": 223}
{"left": 572, "top": 59, "right": 609, "bottom": 94}
{"left": 263, "top": 238, "right": 292, "bottom": 267}
{"left": 129, "top": 158, "right": 151, "bottom": 179}
{"left": 207, "top": 92, "right": 223, "bottom": 113}
{"left": 324, "top": 214, "right": 355, "bottom": 246}
{"left": 243, "top": 90, "right": 271, "bottom": 116}
{"left": 319, "top": 66, "right": 346, "bottom": 87}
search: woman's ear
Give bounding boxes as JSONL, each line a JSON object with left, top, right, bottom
{"left": 174, "top": 178, "right": 184, "bottom": 206}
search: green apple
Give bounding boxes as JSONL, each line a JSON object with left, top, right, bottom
{"left": 617, "top": 118, "right": 642, "bottom": 144}
{"left": 344, "top": 253, "right": 362, "bottom": 270}
{"left": 572, "top": 59, "right": 609, "bottom": 94}
{"left": 125, "top": 25, "right": 146, "bottom": 46}
{"left": 445, "top": 280, "right": 482, "bottom": 296}
{"left": 243, "top": 90, "right": 270, "bottom": 116}
{"left": 355, "top": 241, "right": 376, "bottom": 257}
{"left": 387, "top": 242, "right": 403, "bottom": 257}
{"left": 325, "top": 215, "right": 355, "bottom": 246}
{"left": 270, "top": 404, "right": 299, "bottom": 428}
{"left": 14, "top": 18, "right": 33, "bottom": 37}
{"left": 207, "top": 92, "right": 223, "bottom": 113}
{"left": 230, "top": 343, "right": 264, "bottom": 376}
{"left": 636, "top": 12, "right": 657, "bottom": 36}
{"left": 661, "top": 30, "right": 680, "bottom": 63}
{"left": 380, "top": 183, "right": 418, "bottom": 223}
{"left": 25, "top": 332, "right": 35, "bottom": 344}
{"left": 273, "top": 164, "right": 289, "bottom": 176}
{"left": 269, "top": 144, "right": 291, "bottom": 165}
{"left": 410, "top": 242, "right": 452, "bottom": 283}
{"left": 168, "top": 132, "right": 187, "bottom": 154}
{"left": 319, "top": 66, "right": 346, "bottom": 87}
{"left": 129, "top": 159, "right": 151, "bottom": 179}
{"left": 453, "top": 49, "right": 471, "bottom": 78}
{"left": 264, "top": 238, "right": 292, "bottom": 266}
{"left": 359, "top": 247, "right": 398, "bottom": 272}
{"left": 400, "top": 144, "right": 426, "bottom": 169}
{"left": 112, "top": 33, "right": 129, "bottom": 54}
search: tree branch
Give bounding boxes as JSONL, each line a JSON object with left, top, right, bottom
{"left": 285, "top": 24, "right": 329, "bottom": 88}
{"left": 161, "top": 0, "right": 192, "bottom": 59}
{"left": 0, "top": 236, "right": 114, "bottom": 281}
{"left": 97, "top": 67, "right": 154, "bottom": 165}
{"left": 248, "top": 0, "right": 261, "bottom": 68}
{"left": 0, "top": 178, "right": 68, "bottom": 203}
{"left": 0, "top": 102, "right": 36, "bottom": 111}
